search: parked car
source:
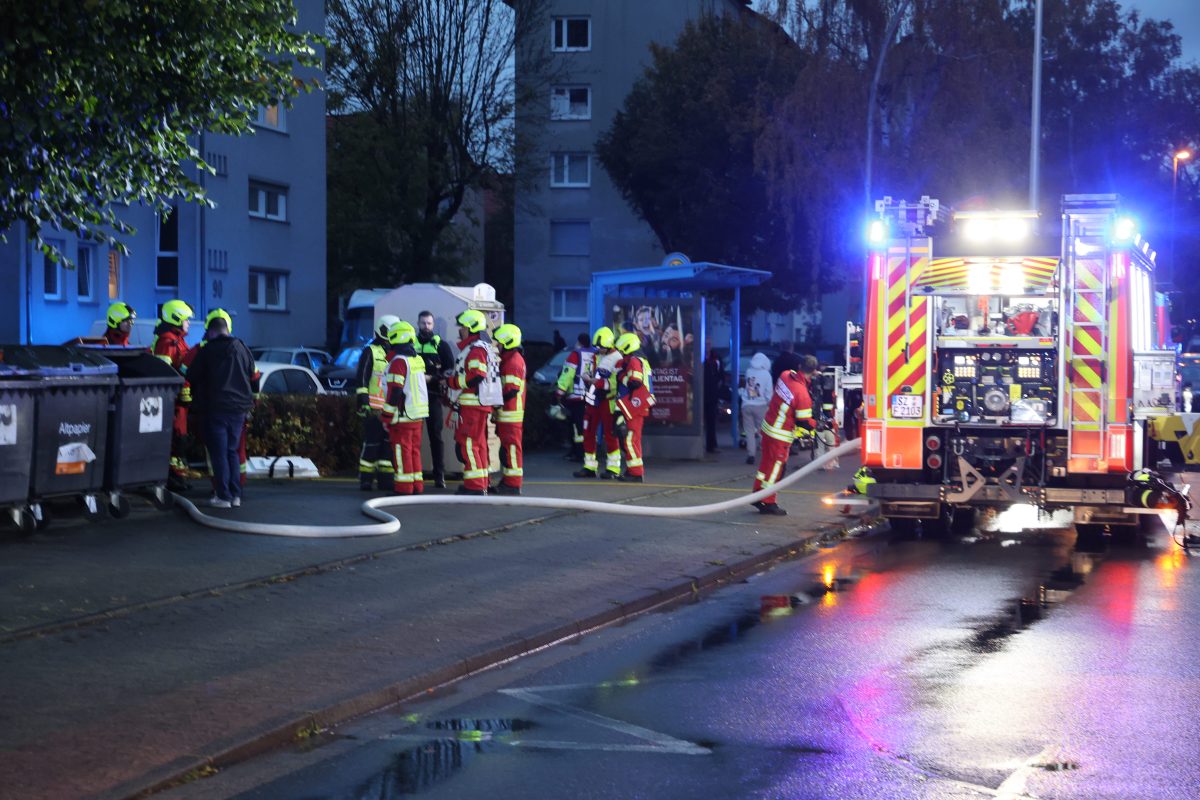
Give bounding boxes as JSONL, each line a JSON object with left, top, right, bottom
{"left": 532, "top": 349, "right": 570, "bottom": 385}
{"left": 317, "top": 346, "right": 363, "bottom": 394}
{"left": 257, "top": 362, "right": 328, "bottom": 395}
{"left": 251, "top": 346, "right": 333, "bottom": 374}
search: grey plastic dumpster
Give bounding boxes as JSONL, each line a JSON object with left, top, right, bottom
{"left": 80, "top": 346, "right": 183, "bottom": 517}
{"left": 0, "top": 358, "right": 39, "bottom": 532}
{"left": 1, "top": 346, "right": 118, "bottom": 527}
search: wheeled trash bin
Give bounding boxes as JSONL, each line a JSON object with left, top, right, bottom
{"left": 0, "top": 358, "right": 40, "bottom": 532}
{"left": 2, "top": 346, "right": 118, "bottom": 527}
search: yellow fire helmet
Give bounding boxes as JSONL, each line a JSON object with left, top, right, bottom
{"left": 592, "top": 326, "right": 615, "bottom": 349}
{"left": 205, "top": 307, "right": 233, "bottom": 333}
{"left": 456, "top": 308, "right": 487, "bottom": 334}
{"left": 493, "top": 323, "right": 522, "bottom": 350}
{"left": 387, "top": 320, "right": 417, "bottom": 346}
{"left": 106, "top": 301, "right": 136, "bottom": 328}
{"left": 615, "top": 332, "right": 641, "bottom": 355}
{"left": 160, "top": 299, "right": 194, "bottom": 327}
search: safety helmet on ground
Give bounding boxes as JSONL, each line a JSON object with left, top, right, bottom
{"left": 456, "top": 308, "right": 487, "bottom": 334}
{"left": 615, "top": 332, "right": 641, "bottom": 355}
{"left": 493, "top": 323, "right": 522, "bottom": 350}
{"left": 387, "top": 320, "right": 416, "bottom": 346}
{"left": 376, "top": 314, "right": 401, "bottom": 341}
{"left": 160, "top": 299, "right": 194, "bottom": 327}
{"left": 106, "top": 301, "right": 136, "bottom": 328}
{"left": 205, "top": 308, "right": 233, "bottom": 333}
{"left": 592, "top": 326, "right": 615, "bottom": 349}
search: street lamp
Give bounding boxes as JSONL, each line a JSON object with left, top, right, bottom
{"left": 1171, "top": 148, "right": 1192, "bottom": 287}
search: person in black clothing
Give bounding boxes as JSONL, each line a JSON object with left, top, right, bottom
{"left": 553, "top": 329, "right": 567, "bottom": 351}
{"left": 770, "top": 340, "right": 803, "bottom": 386}
{"left": 416, "top": 310, "right": 457, "bottom": 488}
{"left": 703, "top": 344, "right": 725, "bottom": 453}
{"left": 187, "top": 314, "right": 256, "bottom": 508}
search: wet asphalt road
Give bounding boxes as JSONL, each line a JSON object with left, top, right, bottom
{"left": 169, "top": 519, "right": 1200, "bottom": 800}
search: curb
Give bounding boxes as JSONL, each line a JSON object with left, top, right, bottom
{"left": 126, "top": 515, "right": 867, "bottom": 799}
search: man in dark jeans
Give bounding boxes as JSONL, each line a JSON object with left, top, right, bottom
{"left": 703, "top": 344, "right": 725, "bottom": 453}
{"left": 416, "top": 310, "right": 456, "bottom": 488}
{"left": 187, "top": 314, "right": 256, "bottom": 509}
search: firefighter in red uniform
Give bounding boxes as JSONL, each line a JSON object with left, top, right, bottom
{"left": 613, "top": 332, "right": 654, "bottom": 483}
{"left": 103, "top": 302, "right": 136, "bottom": 345}
{"left": 447, "top": 309, "right": 497, "bottom": 495}
{"left": 492, "top": 323, "right": 527, "bottom": 495}
{"left": 574, "top": 326, "right": 622, "bottom": 479}
{"left": 381, "top": 320, "right": 429, "bottom": 495}
{"left": 750, "top": 354, "right": 818, "bottom": 516}
{"left": 153, "top": 299, "right": 196, "bottom": 491}
{"left": 554, "top": 332, "right": 595, "bottom": 461}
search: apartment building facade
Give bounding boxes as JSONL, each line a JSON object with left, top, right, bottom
{"left": 0, "top": 0, "right": 326, "bottom": 348}
{"left": 513, "top": 0, "right": 753, "bottom": 344}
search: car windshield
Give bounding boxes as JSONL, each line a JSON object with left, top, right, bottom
{"left": 334, "top": 348, "right": 361, "bottom": 369}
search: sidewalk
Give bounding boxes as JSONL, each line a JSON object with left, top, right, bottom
{"left": 0, "top": 447, "right": 867, "bottom": 799}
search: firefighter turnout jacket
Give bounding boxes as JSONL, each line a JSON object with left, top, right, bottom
{"left": 761, "top": 370, "right": 815, "bottom": 443}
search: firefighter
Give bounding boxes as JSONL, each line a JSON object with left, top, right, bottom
{"left": 103, "top": 302, "right": 136, "bottom": 345}
{"left": 381, "top": 320, "right": 429, "bottom": 495}
{"left": 492, "top": 323, "right": 526, "bottom": 495}
{"left": 574, "top": 326, "right": 622, "bottom": 480}
{"left": 554, "top": 332, "right": 595, "bottom": 461}
{"left": 153, "top": 299, "right": 196, "bottom": 492}
{"left": 750, "top": 354, "right": 818, "bottom": 516}
{"left": 416, "top": 310, "right": 456, "bottom": 489}
{"left": 613, "top": 332, "right": 654, "bottom": 483}
{"left": 355, "top": 315, "right": 400, "bottom": 491}
{"left": 447, "top": 308, "right": 499, "bottom": 495}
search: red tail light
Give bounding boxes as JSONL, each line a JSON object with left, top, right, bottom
{"left": 925, "top": 435, "right": 941, "bottom": 451}
{"left": 927, "top": 453, "right": 943, "bottom": 469}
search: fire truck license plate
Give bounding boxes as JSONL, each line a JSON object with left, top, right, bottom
{"left": 890, "top": 395, "right": 924, "bottom": 419}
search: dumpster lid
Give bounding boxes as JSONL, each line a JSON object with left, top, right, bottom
{"left": 80, "top": 346, "right": 184, "bottom": 383}
{"left": 0, "top": 345, "right": 118, "bottom": 377}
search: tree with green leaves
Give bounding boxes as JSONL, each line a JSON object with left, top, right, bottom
{"left": 596, "top": 14, "right": 805, "bottom": 311}
{"left": 0, "top": 0, "right": 321, "bottom": 262}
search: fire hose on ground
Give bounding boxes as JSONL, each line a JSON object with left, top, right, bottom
{"left": 172, "top": 439, "right": 864, "bottom": 538}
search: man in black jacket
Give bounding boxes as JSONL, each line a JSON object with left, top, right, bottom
{"left": 188, "top": 313, "right": 256, "bottom": 509}
{"left": 416, "top": 310, "right": 456, "bottom": 488}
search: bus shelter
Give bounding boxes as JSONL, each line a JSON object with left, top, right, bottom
{"left": 589, "top": 256, "right": 771, "bottom": 459}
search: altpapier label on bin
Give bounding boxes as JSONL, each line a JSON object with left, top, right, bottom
{"left": 0, "top": 404, "right": 15, "bottom": 446}
{"left": 56, "top": 442, "right": 96, "bottom": 475}
{"left": 139, "top": 396, "right": 164, "bottom": 433}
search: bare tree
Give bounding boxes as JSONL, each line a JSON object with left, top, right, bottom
{"left": 326, "top": 0, "right": 551, "bottom": 285}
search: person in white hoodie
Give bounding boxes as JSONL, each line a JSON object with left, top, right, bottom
{"left": 739, "top": 352, "right": 773, "bottom": 465}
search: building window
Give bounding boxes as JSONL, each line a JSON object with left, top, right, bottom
{"left": 550, "top": 152, "right": 591, "bottom": 187}
{"left": 550, "top": 86, "right": 591, "bottom": 120}
{"left": 107, "top": 250, "right": 121, "bottom": 301}
{"left": 249, "top": 269, "right": 288, "bottom": 311}
{"left": 76, "top": 243, "right": 96, "bottom": 302}
{"left": 43, "top": 239, "right": 64, "bottom": 300}
{"left": 156, "top": 205, "right": 179, "bottom": 289}
{"left": 552, "top": 17, "right": 590, "bottom": 51}
{"left": 249, "top": 181, "right": 288, "bottom": 222}
{"left": 550, "top": 287, "right": 589, "bottom": 322}
{"left": 205, "top": 151, "right": 229, "bottom": 177}
{"left": 549, "top": 220, "right": 590, "bottom": 256}
{"left": 253, "top": 103, "right": 287, "bottom": 132}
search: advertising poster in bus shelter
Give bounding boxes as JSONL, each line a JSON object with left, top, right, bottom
{"left": 609, "top": 297, "right": 699, "bottom": 433}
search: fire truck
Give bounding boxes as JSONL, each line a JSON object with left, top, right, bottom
{"left": 859, "top": 194, "right": 1182, "bottom": 534}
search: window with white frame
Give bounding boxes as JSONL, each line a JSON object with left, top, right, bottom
{"left": 249, "top": 181, "right": 288, "bottom": 221}
{"left": 107, "top": 249, "right": 121, "bottom": 301}
{"left": 552, "top": 16, "right": 590, "bottom": 51}
{"left": 253, "top": 103, "right": 287, "bottom": 132}
{"left": 550, "top": 85, "right": 591, "bottom": 120}
{"left": 43, "top": 239, "right": 64, "bottom": 300}
{"left": 550, "top": 152, "right": 591, "bottom": 187}
{"left": 249, "top": 269, "right": 288, "bottom": 311}
{"left": 76, "top": 243, "right": 96, "bottom": 302}
{"left": 551, "top": 287, "right": 589, "bottom": 322}
{"left": 549, "top": 220, "right": 590, "bottom": 256}
{"left": 156, "top": 204, "right": 179, "bottom": 289}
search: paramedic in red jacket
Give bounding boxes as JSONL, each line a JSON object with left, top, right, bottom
{"left": 447, "top": 309, "right": 495, "bottom": 495}
{"left": 750, "top": 355, "right": 818, "bottom": 516}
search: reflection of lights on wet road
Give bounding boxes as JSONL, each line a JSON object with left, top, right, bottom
{"left": 822, "top": 563, "right": 837, "bottom": 590}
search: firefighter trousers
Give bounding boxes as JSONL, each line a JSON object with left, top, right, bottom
{"left": 359, "top": 414, "right": 392, "bottom": 488}
{"left": 581, "top": 402, "right": 620, "bottom": 475}
{"left": 620, "top": 415, "right": 645, "bottom": 477}
{"left": 170, "top": 404, "right": 190, "bottom": 479}
{"left": 389, "top": 421, "right": 425, "bottom": 495}
{"left": 752, "top": 435, "right": 791, "bottom": 506}
{"left": 455, "top": 405, "right": 492, "bottom": 492}
{"left": 498, "top": 421, "right": 523, "bottom": 488}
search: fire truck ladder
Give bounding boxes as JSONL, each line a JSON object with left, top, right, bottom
{"left": 1063, "top": 205, "right": 1111, "bottom": 465}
